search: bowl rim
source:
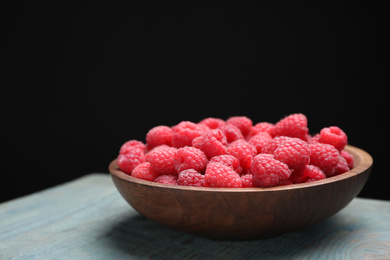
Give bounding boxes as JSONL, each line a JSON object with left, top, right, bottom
{"left": 109, "top": 145, "right": 373, "bottom": 193}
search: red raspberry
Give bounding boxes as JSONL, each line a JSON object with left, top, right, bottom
{"left": 177, "top": 169, "right": 205, "bottom": 187}
{"left": 131, "top": 162, "right": 161, "bottom": 181}
{"left": 203, "top": 162, "right": 242, "bottom": 188}
{"left": 319, "top": 126, "right": 348, "bottom": 151}
{"left": 248, "top": 132, "right": 272, "bottom": 154}
{"left": 305, "top": 165, "right": 326, "bottom": 182}
{"left": 174, "top": 147, "right": 208, "bottom": 173}
{"left": 261, "top": 136, "right": 293, "bottom": 154}
{"left": 241, "top": 174, "right": 253, "bottom": 187}
{"left": 309, "top": 143, "right": 340, "bottom": 177}
{"left": 117, "top": 148, "right": 146, "bottom": 175}
{"left": 251, "top": 154, "right": 292, "bottom": 187}
{"left": 273, "top": 138, "right": 310, "bottom": 170}
{"left": 226, "top": 116, "right": 253, "bottom": 137}
{"left": 271, "top": 113, "right": 309, "bottom": 141}
{"left": 227, "top": 140, "right": 257, "bottom": 171}
{"left": 172, "top": 121, "right": 206, "bottom": 148}
{"left": 154, "top": 175, "right": 178, "bottom": 185}
{"left": 340, "top": 150, "right": 354, "bottom": 169}
{"left": 146, "top": 125, "right": 173, "bottom": 149}
{"left": 199, "top": 117, "right": 226, "bottom": 129}
{"left": 145, "top": 145, "right": 177, "bottom": 174}
{"left": 208, "top": 154, "right": 242, "bottom": 174}
{"left": 247, "top": 122, "right": 274, "bottom": 139}
{"left": 192, "top": 129, "right": 228, "bottom": 158}
{"left": 331, "top": 156, "right": 350, "bottom": 176}
{"left": 308, "top": 134, "right": 321, "bottom": 144}
{"left": 119, "top": 140, "right": 147, "bottom": 154}
{"left": 217, "top": 124, "right": 244, "bottom": 143}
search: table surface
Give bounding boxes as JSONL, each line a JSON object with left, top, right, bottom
{"left": 1, "top": 174, "right": 389, "bottom": 260}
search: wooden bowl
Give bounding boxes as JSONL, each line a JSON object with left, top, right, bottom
{"left": 109, "top": 145, "right": 373, "bottom": 240}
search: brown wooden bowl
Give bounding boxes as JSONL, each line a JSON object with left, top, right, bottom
{"left": 109, "top": 145, "right": 373, "bottom": 240}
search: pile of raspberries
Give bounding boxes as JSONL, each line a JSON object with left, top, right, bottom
{"left": 116, "top": 113, "right": 354, "bottom": 188}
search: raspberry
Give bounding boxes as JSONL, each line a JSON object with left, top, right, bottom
{"left": 172, "top": 121, "right": 206, "bottom": 148}
{"left": 271, "top": 113, "right": 309, "bottom": 141}
{"left": 308, "top": 134, "right": 321, "bottom": 144}
{"left": 309, "top": 143, "right": 340, "bottom": 177}
{"left": 119, "top": 140, "right": 147, "bottom": 154}
{"left": 273, "top": 138, "right": 310, "bottom": 170}
{"left": 117, "top": 148, "right": 146, "bottom": 175}
{"left": 203, "top": 162, "right": 242, "bottom": 188}
{"left": 145, "top": 145, "right": 177, "bottom": 174}
{"left": 226, "top": 116, "right": 253, "bottom": 137}
{"left": 146, "top": 125, "right": 173, "bottom": 149}
{"left": 248, "top": 132, "right": 272, "bottom": 154}
{"left": 291, "top": 165, "right": 326, "bottom": 183}
{"left": 251, "top": 154, "right": 292, "bottom": 187}
{"left": 199, "top": 117, "right": 225, "bottom": 129}
{"left": 241, "top": 174, "right": 253, "bottom": 187}
{"left": 331, "top": 156, "right": 350, "bottom": 176}
{"left": 208, "top": 154, "right": 242, "bottom": 174}
{"left": 192, "top": 129, "right": 228, "bottom": 158}
{"left": 177, "top": 169, "right": 205, "bottom": 187}
{"left": 340, "top": 150, "right": 354, "bottom": 169}
{"left": 319, "top": 126, "right": 348, "bottom": 151}
{"left": 227, "top": 139, "right": 257, "bottom": 171}
{"left": 131, "top": 162, "right": 161, "bottom": 181}
{"left": 174, "top": 147, "right": 208, "bottom": 173}
{"left": 154, "top": 175, "right": 178, "bottom": 185}
{"left": 217, "top": 124, "right": 244, "bottom": 143}
{"left": 247, "top": 122, "right": 274, "bottom": 139}
{"left": 261, "top": 136, "right": 293, "bottom": 154}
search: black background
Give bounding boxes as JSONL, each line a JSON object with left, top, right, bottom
{"left": 1, "top": 1, "right": 387, "bottom": 203}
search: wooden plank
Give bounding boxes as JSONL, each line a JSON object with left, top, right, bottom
{"left": 1, "top": 174, "right": 389, "bottom": 259}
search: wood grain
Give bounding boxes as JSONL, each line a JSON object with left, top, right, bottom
{"left": 0, "top": 174, "right": 389, "bottom": 259}
{"left": 110, "top": 145, "right": 373, "bottom": 240}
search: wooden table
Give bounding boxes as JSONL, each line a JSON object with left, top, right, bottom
{"left": 1, "top": 174, "right": 389, "bottom": 259}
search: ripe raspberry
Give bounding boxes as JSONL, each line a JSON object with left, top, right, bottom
{"left": 308, "top": 134, "right": 321, "bottom": 144}
{"left": 331, "top": 156, "right": 350, "bottom": 176}
{"left": 203, "top": 162, "right": 242, "bottom": 188}
{"left": 251, "top": 154, "right": 292, "bottom": 187}
{"left": 172, "top": 121, "right": 206, "bottom": 148}
{"left": 154, "top": 175, "right": 178, "bottom": 185}
{"left": 177, "top": 169, "right": 205, "bottom": 187}
{"left": 192, "top": 129, "right": 228, "bottom": 158}
{"left": 340, "top": 150, "right": 354, "bottom": 169}
{"left": 119, "top": 140, "right": 147, "bottom": 154}
{"left": 261, "top": 136, "right": 293, "bottom": 154}
{"left": 174, "top": 147, "right": 208, "bottom": 173}
{"left": 271, "top": 113, "right": 309, "bottom": 141}
{"left": 117, "top": 148, "right": 146, "bottom": 175}
{"left": 273, "top": 138, "right": 310, "bottom": 170}
{"left": 145, "top": 145, "right": 177, "bottom": 174}
{"left": 241, "top": 174, "right": 253, "bottom": 187}
{"left": 248, "top": 132, "right": 272, "bottom": 154}
{"left": 227, "top": 140, "right": 257, "bottom": 171}
{"left": 131, "top": 162, "right": 161, "bottom": 181}
{"left": 146, "top": 125, "right": 173, "bottom": 149}
{"left": 247, "top": 122, "right": 274, "bottom": 139}
{"left": 217, "top": 124, "right": 244, "bottom": 143}
{"left": 304, "top": 165, "right": 326, "bottom": 182}
{"left": 226, "top": 116, "right": 253, "bottom": 137}
{"left": 309, "top": 143, "right": 340, "bottom": 177}
{"left": 208, "top": 154, "right": 242, "bottom": 174}
{"left": 291, "top": 165, "right": 326, "bottom": 184}
{"left": 319, "top": 126, "right": 348, "bottom": 151}
{"left": 199, "top": 117, "right": 225, "bottom": 129}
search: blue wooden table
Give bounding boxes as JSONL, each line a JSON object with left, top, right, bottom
{"left": 1, "top": 174, "right": 389, "bottom": 259}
